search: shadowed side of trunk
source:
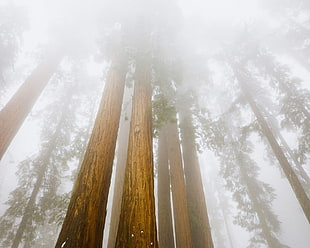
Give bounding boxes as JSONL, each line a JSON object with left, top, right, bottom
{"left": 167, "top": 121, "right": 193, "bottom": 248}
{"left": 179, "top": 109, "right": 214, "bottom": 248}
{"left": 157, "top": 126, "right": 175, "bottom": 248}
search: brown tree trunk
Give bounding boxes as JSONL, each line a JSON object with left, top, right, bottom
{"left": 179, "top": 110, "right": 214, "bottom": 248}
{"left": 167, "top": 121, "right": 193, "bottom": 248}
{"left": 107, "top": 89, "right": 131, "bottom": 248}
{"left": 0, "top": 50, "right": 63, "bottom": 161}
{"left": 55, "top": 56, "right": 127, "bottom": 248}
{"left": 236, "top": 71, "right": 310, "bottom": 223}
{"left": 115, "top": 58, "right": 158, "bottom": 248}
{"left": 157, "top": 126, "right": 175, "bottom": 248}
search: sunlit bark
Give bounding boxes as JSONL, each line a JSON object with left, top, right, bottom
{"left": 115, "top": 58, "right": 158, "bottom": 248}
{"left": 157, "top": 126, "right": 175, "bottom": 248}
{"left": 236, "top": 70, "right": 310, "bottom": 223}
{"left": 179, "top": 108, "right": 214, "bottom": 248}
{"left": 167, "top": 121, "right": 193, "bottom": 248}
{"left": 55, "top": 56, "right": 127, "bottom": 248}
{"left": 0, "top": 49, "right": 63, "bottom": 161}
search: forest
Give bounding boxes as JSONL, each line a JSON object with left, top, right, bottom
{"left": 0, "top": 0, "right": 309, "bottom": 247}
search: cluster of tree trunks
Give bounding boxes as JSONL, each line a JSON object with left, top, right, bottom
{"left": 235, "top": 68, "right": 310, "bottom": 223}
{"left": 2, "top": 34, "right": 309, "bottom": 248}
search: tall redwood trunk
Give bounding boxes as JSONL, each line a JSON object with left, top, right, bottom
{"left": 107, "top": 89, "right": 131, "bottom": 248}
{"left": 179, "top": 109, "right": 214, "bottom": 248}
{"left": 167, "top": 121, "right": 193, "bottom": 248}
{"left": 115, "top": 58, "right": 158, "bottom": 248}
{"left": 157, "top": 126, "right": 175, "bottom": 248}
{"left": 0, "top": 50, "right": 63, "bottom": 160}
{"left": 236, "top": 70, "right": 310, "bottom": 223}
{"left": 55, "top": 56, "right": 127, "bottom": 248}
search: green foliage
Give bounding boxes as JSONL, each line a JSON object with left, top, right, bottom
{"left": 0, "top": 65, "right": 99, "bottom": 247}
{"left": 152, "top": 90, "right": 176, "bottom": 136}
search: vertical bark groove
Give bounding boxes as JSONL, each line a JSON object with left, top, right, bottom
{"left": 157, "top": 127, "right": 175, "bottom": 248}
{"left": 167, "top": 121, "right": 193, "bottom": 248}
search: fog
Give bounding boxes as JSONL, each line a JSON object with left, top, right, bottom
{"left": 0, "top": 0, "right": 309, "bottom": 247}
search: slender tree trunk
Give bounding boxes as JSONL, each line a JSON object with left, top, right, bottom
{"left": 236, "top": 71, "right": 310, "bottom": 223}
{"left": 0, "top": 50, "right": 63, "bottom": 161}
{"left": 55, "top": 56, "right": 127, "bottom": 248}
{"left": 257, "top": 101, "right": 310, "bottom": 189}
{"left": 11, "top": 86, "right": 73, "bottom": 248}
{"left": 115, "top": 58, "right": 158, "bottom": 248}
{"left": 265, "top": 115, "right": 310, "bottom": 190}
{"left": 167, "top": 121, "right": 193, "bottom": 248}
{"left": 179, "top": 110, "right": 214, "bottom": 248}
{"left": 107, "top": 89, "right": 131, "bottom": 248}
{"left": 11, "top": 143, "right": 54, "bottom": 248}
{"left": 236, "top": 149, "right": 279, "bottom": 247}
{"left": 157, "top": 126, "right": 175, "bottom": 248}
{"left": 277, "top": 132, "right": 310, "bottom": 189}
{"left": 219, "top": 199, "right": 234, "bottom": 248}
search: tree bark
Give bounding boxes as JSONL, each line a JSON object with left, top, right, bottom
{"left": 115, "top": 59, "right": 158, "bottom": 248}
{"left": 157, "top": 126, "right": 175, "bottom": 248}
{"left": 179, "top": 109, "right": 214, "bottom": 248}
{"left": 107, "top": 89, "right": 131, "bottom": 248}
{"left": 236, "top": 70, "right": 310, "bottom": 223}
{"left": 55, "top": 56, "right": 127, "bottom": 248}
{"left": 167, "top": 121, "right": 193, "bottom": 248}
{"left": 0, "top": 49, "right": 63, "bottom": 161}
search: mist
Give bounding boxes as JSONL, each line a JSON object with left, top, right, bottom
{"left": 0, "top": 0, "right": 309, "bottom": 247}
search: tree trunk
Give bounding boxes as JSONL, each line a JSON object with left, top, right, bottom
{"left": 265, "top": 115, "right": 310, "bottom": 191}
{"left": 55, "top": 56, "right": 127, "bottom": 248}
{"left": 236, "top": 149, "right": 280, "bottom": 248}
{"left": 179, "top": 109, "right": 214, "bottom": 248}
{"left": 157, "top": 126, "right": 175, "bottom": 248}
{"left": 236, "top": 71, "right": 310, "bottom": 223}
{"left": 11, "top": 86, "right": 73, "bottom": 248}
{"left": 167, "top": 121, "right": 193, "bottom": 248}
{"left": 107, "top": 89, "right": 131, "bottom": 248}
{"left": 115, "top": 58, "right": 158, "bottom": 248}
{"left": 0, "top": 50, "right": 63, "bottom": 161}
